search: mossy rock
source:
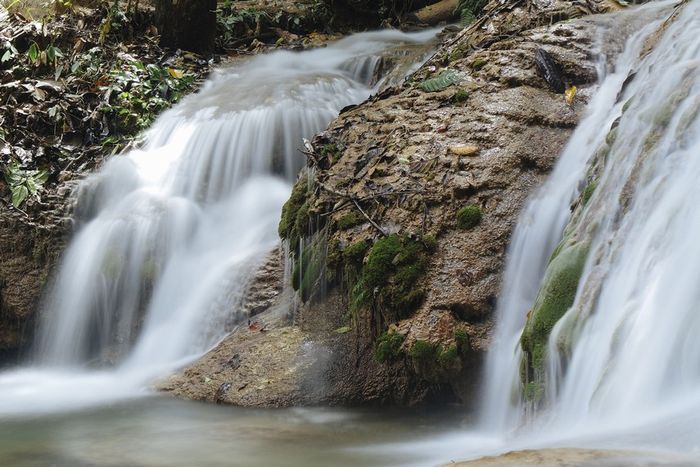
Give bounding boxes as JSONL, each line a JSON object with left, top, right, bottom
{"left": 336, "top": 212, "right": 364, "bottom": 230}
{"left": 352, "top": 234, "right": 430, "bottom": 324}
{"left": 454, "top": 328, "right": 470, "bottom": 353}
{"left": 581, "top": 181, "right": 598, "bottom": 207}
{"left": 437, "top": 344, "right": 459, "bottom": 367}
{"left": 375, "top": 331, "right": 405, "bottom": 363}
{"left": 292, "top": 238, "right": 325, "bottom": 302}
{"left": 520, "top": 241, "right": 590, "bottom": 373}
{"left": 279, "top": 178, "right": 309, "bottom": 248}
{"left": 456, "top": 205, "right": 482, "bottom": 230}
{"left": 524, "top": 381, "right": 544, "bottom": 401}
{"left": 343, "top": 240, "right": 369, "bottom": 265}
{"left": 409, "top": 340, "right": 440, "bottom": 361}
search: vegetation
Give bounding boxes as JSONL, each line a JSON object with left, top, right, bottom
{"left": 419, "top": 70, "right": 459, "bottom": 92}
{"left": 0, "top": 1, "right": 206, "bottom": 211}
{"left": 278, "top": 179, "right": 310, "bottom": 248}
{"left": 409, "top": 339, "right": 439, "bottom": 360}
{"left": 456, "top": 205, "right": 482, "bottom": 230}
{"left": 3, "top": 160, "right": 49, "bottom": 208}
{"left": 103, "top": 59, "right": 195, "bottom": 134}
{"left": 438, "top": 345, "right": 459, "bottom": 366}
{"left": 520, "top": 241, "right": 589, "bottom": 372}
{"left": 336, "top": 212, "right": 364, "bottom": 230}
{"left": 375, "top": 331, "right": 405, "bottom": 363}
{"left": 524, "top": 381, "right": 544, "bottom": 401}
{"left": 454, "top": 328, "right": 470, "bottom": 351}
{"left": 452, "top": 88, "right": 469, "bottom": 104}
{"left": 581, "top": 181, "right": 598, "bottom": 206}
{"left": 291, "top": 241, "right": 324, "bottom": 301}
{"left": 456, "top": 0, "right": 488, "bottom": 25}
{"left": 351, "top": 234, "right": 430, "bottom": 325}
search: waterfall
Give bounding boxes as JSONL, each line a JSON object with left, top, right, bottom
{"left": 481, "top": 0, "right": 700, "bottom": 447}
{"left": 0, "top": 29, "right": 438, "bottom": 416}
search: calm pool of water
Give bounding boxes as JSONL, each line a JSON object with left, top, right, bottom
{"left": 0, "top": 397, "right": 472, "bottom": 466}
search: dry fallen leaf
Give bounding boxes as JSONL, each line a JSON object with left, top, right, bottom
{"left": 449, "top": 145, "right": 480, "bottom": 156}
{"left": 565, "top": 86, "right": 577, "bottom": 106}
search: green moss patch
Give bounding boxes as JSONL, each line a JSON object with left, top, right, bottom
{"left": 278, "top": 178, "right": 309, "bottom": 248}
{"left": 457, "top": 205, "right": 482, "bottom": 230}
{"left": 581, "top": 181, "right": 598, "bottom": 206}
{"left": 336, "top": 212, "right": 364, "bottom": 230}
{"left": 352, "top": 234, "right": 430, "bottom": 324}
{"left": 454, "top": 329, "right": 470, "bottom": 353}
{"left": 375, "top": 331, "right": 405, "bottom": 363}
{"left": 520, "top": 241, "right": 589, "bottom": 372}
{"left": 524, "top": 381, "right": 544, "bottom": 401}
{"left": 291, "top": 239, "right": 324, "bottom": 302}
{"left": 409, "top": 340, "right": 440, "bottom": 360}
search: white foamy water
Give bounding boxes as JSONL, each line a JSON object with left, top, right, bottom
{"left": 0, "top": 29, "right": 438, "bottom": 417}
{"left": 477, "top": 0, "right": 700, "bottom": 458}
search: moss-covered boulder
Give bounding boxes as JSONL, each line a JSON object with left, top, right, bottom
{"left": 278, "top": 178, "right": 310, "bottom": 249}
{"left": 520, "top": 241, "right": 590, "bottom": 374}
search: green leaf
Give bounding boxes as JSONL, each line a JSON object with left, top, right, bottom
{"left": 27, "top": 42, "right": 39, "bottom": 63}
{"left": 11, "top": 184, "right": 28, "bottom": 208}
{"left": 25, "top": 177, "right": 38, "bottom": 194}
{"left": 35, "top": 170, "right": 49, "bottom": 185}
{"left": 1, "top": 50, "right": 13, "bottom": 63}
{"left": 419, "top": 70, "right": 459, "bottom": 92}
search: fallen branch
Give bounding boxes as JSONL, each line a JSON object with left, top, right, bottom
{"left": 351, "top": 197, "right": 386, "bottom": 236}
{"left": 409, "top": 0, "right": 458, "bottom": 25}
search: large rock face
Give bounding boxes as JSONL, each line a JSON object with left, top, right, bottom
{"left": 0, "top": 180, "right": 75, "bottom": 363}
{"left": 162, "top": 0, "right": 635, "bottom": 407}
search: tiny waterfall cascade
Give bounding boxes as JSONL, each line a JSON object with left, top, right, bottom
{"left": 481, "top": 0, "right": 700, "bottom": 447}
{"left": 0, "top": 29, "right": 438, "bottom": 416}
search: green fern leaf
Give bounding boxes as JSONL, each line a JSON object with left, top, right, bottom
{"left": 419, "top": 70, "right": 459, "bottom": 92}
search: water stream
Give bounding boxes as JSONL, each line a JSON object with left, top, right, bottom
{"left": 474, "top": 0, "right": 700, "bottom": 459}
{"left": 3, "top": 1, "right": 700, "bottom": 464}
{"left": 0, "top": 29, "right": 439, "bottom": 417}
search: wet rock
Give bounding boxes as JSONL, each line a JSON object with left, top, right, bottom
{"left": 163, "top": 1, "right": 668, "bottom": 408}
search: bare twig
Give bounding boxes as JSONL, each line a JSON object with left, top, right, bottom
{"left": 351, "top": 197, "right": 386, "bottom": 236}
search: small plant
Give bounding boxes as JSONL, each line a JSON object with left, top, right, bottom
{"left": 409, "top": 340, "right": 439, "bottom": 360}
{"left": 438, "top": 345, "right": 459, "bottom": 366}
{"left": 1, "top": 42, "right": 18, "bottom": 64}
{"left": 336, "top": 212, "right": 363, "bottom": 230}
{"left": 470, "top": 58, "right": 487, "bottom": 71}
{"left": 419, "top": 70, "right": 459, "bottom": 92}
{"left": 343, "top": 240, "right": 369, "bottom": 264}
{"left": 452, "top": 88, "right": 469, "bottom": 103}
{"left": 375, "top": 331, "right": 405, "bottom": 363}
{"left": 99, "top": 4, "right": 128, "bottom": 45}
{"left": 456, "top": 0, "right": 488, "bottom": 26}
{"left": 4, "top": 160, "right": 49, "bottom": 208}
{"left": 100, "top": 59, "right": 195, "bottom": 134}
{"left": 421, "top": 234, "right": 437, "bottom": 252}
{"left": 216, "top": 6, "right": 269, "bottom": 50}
{"left": 457, "top": 205, "right": 482, "bottom": 230}
{"left": 26, "top": 41, "right": 63, "bottom": 69}
{"left": 455, "top": 329, "right": 470, "bottom": 351}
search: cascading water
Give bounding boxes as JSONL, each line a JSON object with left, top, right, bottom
{"left": 479, "top": 0, "right": 700, "bottom": 452}
{"left": 0, "top": 29, "right": 438, "bottom": 417}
